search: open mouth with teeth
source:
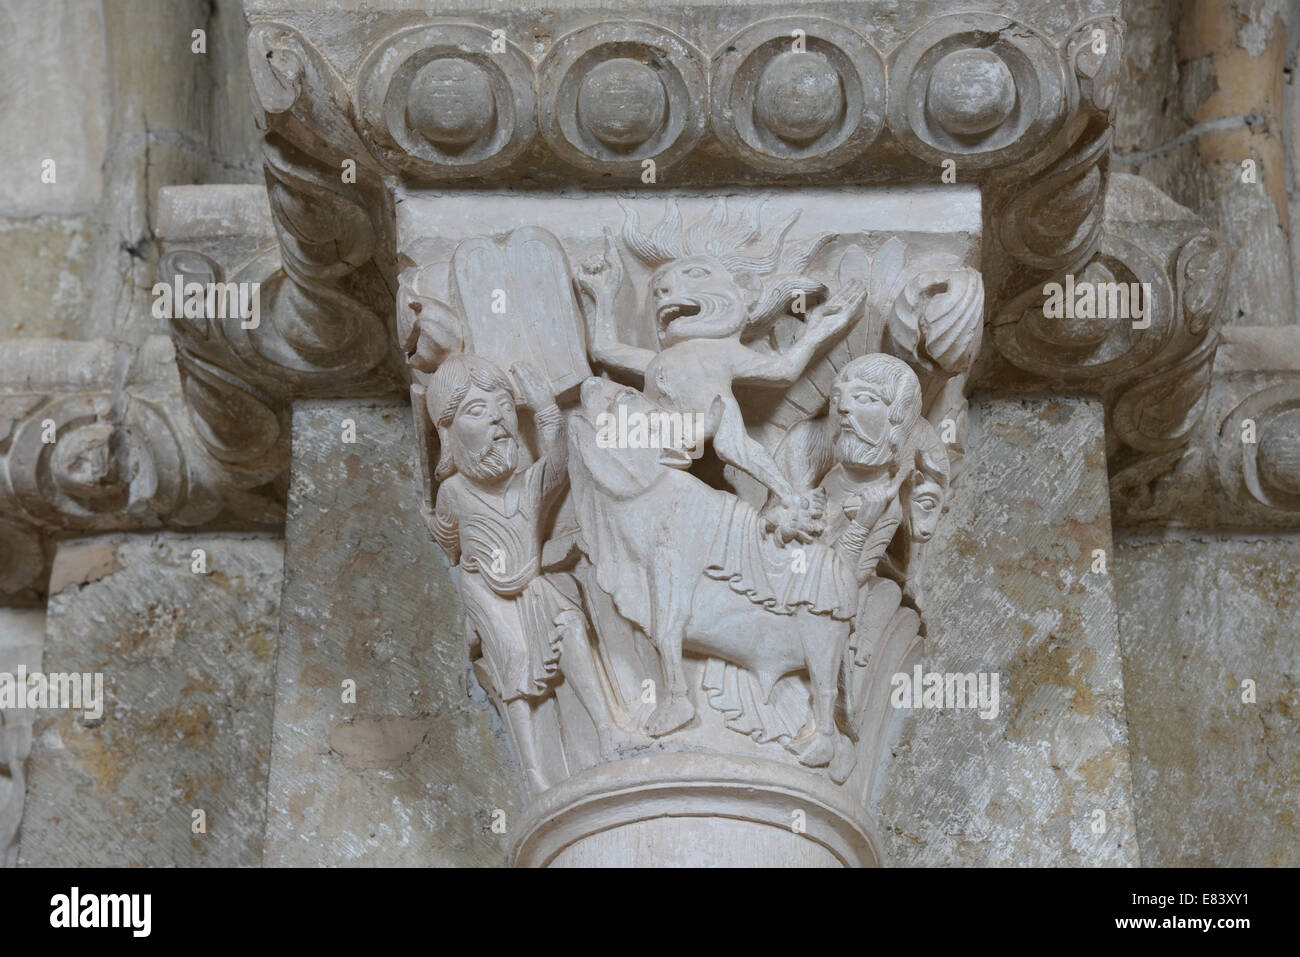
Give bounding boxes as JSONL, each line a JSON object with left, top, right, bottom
{"left": 656, "top": 299, "right": 703, "bottom": 330}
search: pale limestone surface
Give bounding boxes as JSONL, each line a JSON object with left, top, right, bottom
{"left": 877, "top": 396, "right": 1139, "bottom": 866}
{"left": 264, "top": 400, "right": 517, "bottom": 867}
{"left": 0, "top": 0, "right": 107, "bottom": 213}
{"left": 0, "top": 608, "right": 44, "bottom": 866}
{"left": 0, "top": 0, "right": 260, "bottom": 344}
{"left": 18, "top": 534, "right": 282, "bottom": 866}
{"left": 1115, "top": 533, "right": 1300, "bottom": 867}
{"left": 396, "top": 186, "right": 983, "bottom": 864}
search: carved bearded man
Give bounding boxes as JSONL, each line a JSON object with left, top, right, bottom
{"left": 773, "top": 354, "right": 924, "bottom": 576}
{"left": 425, "top": 354, "right": 623, "bottom": 793}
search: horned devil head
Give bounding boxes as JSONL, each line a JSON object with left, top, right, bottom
{"left": 621, "top": 199, "right": 827, "bottom": 347}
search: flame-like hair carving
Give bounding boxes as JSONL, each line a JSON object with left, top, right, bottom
{"left": 620, "top": 199, "right": 831, "bottom": 337}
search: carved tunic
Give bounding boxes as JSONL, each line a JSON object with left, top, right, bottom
{"left": 433, "top": 461, "right": 574, "bottom": 702}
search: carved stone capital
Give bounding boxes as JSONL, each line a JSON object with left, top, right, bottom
{"left": 0, "top": 336, "right": 286, "bottom": 602}
{"left": 395, "top": 187, "right": 982, "bottom": 864}
{"left": 124, "top": 0, "right": 1265, "bottom": 867}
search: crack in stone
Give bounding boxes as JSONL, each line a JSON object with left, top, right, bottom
{"left": 1112, "top": 111, "right": 1270, "bottom": 166}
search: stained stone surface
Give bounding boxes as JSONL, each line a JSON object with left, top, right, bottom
{"left": 264, "top": 399, "right": 519, "bottom": 867}
{"left": 1114, "top": 533, "right": 1300, "bottom": 867}
{"left": 876, "top": 396, "right": 1139, "bottom": 866}
{"left": 0, "top": 0, "right": 261, "bottom": 343}
{"left": 0, "top": 608, "right": 44, "bottom": 867}
{"left": 0, "top": 0, "right": 107, "bottom": 212}
{"left": 18, "top": 533, "right": 283, "bottom": 867}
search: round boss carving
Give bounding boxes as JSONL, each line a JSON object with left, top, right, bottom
{"left": 712, "top": 18, "right": 884, "bottom": 173}
{"left": 1258, "top": 408, "right": 1300, "bottom": 498}
{"left": 406, "top": 58, "right": 497, "bottom": 150}
{"left": 357, "top": 24, "right": 535, "bottom": 178}
{"left": 888, "top": 14, "right": 1069, "bottom": 169}
{"left": 539, "top": 22, "right": 706, "bottom": 174}
{"left": 927, "top": 49, "right": 1016, "bottom": 136}
{"left": 1220, "top": 385, "right": 1300, "bottom": 511}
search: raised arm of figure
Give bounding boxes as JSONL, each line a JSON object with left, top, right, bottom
{"left": 733, "top": 280, "right": 868, "bottom": 388}
{"left": 511, "top": 361, "right": 568, "bottom": 502}
{"left": 575, "top": 229, "right": 657, "bottom": 379}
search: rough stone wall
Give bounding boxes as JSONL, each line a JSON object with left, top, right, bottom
{"left": 1114, "top": 0, "right": 1294, "bottom": 328}
{"left": 1114, "top": 534, "right": 1299, "bottom": 867}
{"left": 878, "top": 396, "right": 1138, "bottom": 866}
{"left": 19, "top": 534, "right": 283, "bottom": 866}
{"left": 0, "top": 0, "right": 260, "bottom": 344}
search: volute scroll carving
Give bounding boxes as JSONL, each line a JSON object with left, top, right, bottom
{"left": 0, "top": 337, "right": 288, "bottom": 602}
{"left": 988, "top": 173, "right": 1231, "bottom": 521}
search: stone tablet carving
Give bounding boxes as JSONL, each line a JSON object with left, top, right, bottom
{"left": 400, "top": 191, "right": 982, "bottom": 865}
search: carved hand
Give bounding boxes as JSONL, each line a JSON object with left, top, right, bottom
{"left": 511, "top": 361, "right": 554, "bottom": 410}
{"left": 575, "top": 228, "right": 625, "bottom": 314}
{"left": 849, "top": 490, "right": 890, "bottom": 531}
{"left": 806, "top": 278, "right": 868, "bottom": 339}
{"left": 765, "top": 488, "right": 827, "bottom": 545}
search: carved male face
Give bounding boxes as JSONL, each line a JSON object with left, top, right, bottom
{"left": 829, "top": 355, "right": 922, "bottom": 471}
{"left": 649, "top": 255, "right": 748, "bottom": 346}
{"left": 449, "top": 383, "right": 519, "bottom": 483}
{"left": 831, "top": 377, "right": 894, "bottom": 468}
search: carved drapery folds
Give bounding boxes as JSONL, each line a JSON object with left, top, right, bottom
{"left": 5, "top": 0, "right": 1251, "bottom": 864}
{"left": 161, "top": 1, "right": 1255, "bottom": 866}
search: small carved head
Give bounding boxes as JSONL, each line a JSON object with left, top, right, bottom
{"left": 904, "top": 419, "right": 949, "bottom": 543}
{"left": 50, "top": 420, "right": 126, "bottom": 506}
{"left": 648, "top": 255, "right": 749, "bottom": 346}
{"left": 427, "top": 354, "right": 520, "bottom": 484}
{"left": 829, "top": 354, "right": 923, "bottom": 470}
{"left": 622, "top": 200, "right": 823, "bottom": 347}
